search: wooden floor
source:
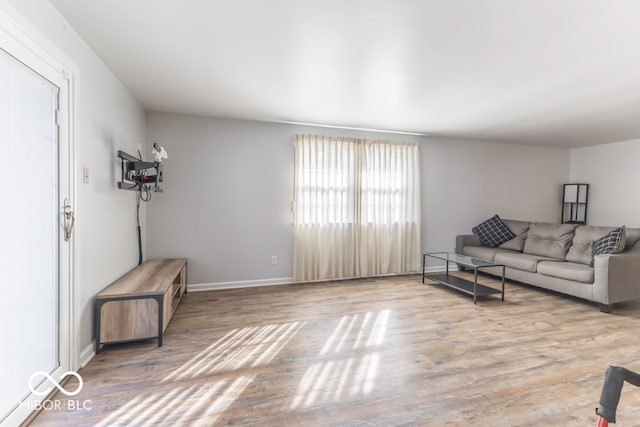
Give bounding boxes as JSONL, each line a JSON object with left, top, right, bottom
{"left": 30, "top": 272, "right": 640, "bottom": 426}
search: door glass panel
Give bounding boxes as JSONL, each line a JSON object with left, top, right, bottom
{"left": 0, "top": 47, "right": 59, "bottom": 420}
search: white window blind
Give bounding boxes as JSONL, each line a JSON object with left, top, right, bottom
{"left": 0, "top": 47, "right": 59, "bottom": 422}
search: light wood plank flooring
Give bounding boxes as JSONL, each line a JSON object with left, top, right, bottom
{"left": 30, "top": 273, "right": 640, "bottom": 426}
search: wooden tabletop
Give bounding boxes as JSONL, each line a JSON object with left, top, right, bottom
{"left": 96, "top": 258, "right": 187, "bottom": 298}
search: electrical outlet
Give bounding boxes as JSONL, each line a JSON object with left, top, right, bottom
{"left": 271, "top": 256, "right": 278, "bottom": 265}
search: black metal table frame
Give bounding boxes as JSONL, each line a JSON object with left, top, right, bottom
{"left": 422, "top": 252, "right": 506, "bottom": 304}
{"left": 95, "top": 293, "right": 164, "bottom": 354}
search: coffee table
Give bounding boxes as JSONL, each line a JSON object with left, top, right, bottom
{"left": 422, "top": 252, "right": 505, "bottom": 304}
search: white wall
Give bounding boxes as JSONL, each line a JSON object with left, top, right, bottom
{"left": 570, "top": 138, "right": 640, "bottom": 227}
{"left": 422, "top": 137, "right": 569, "bottom": 252}
{"left": 147, "top": 112, "right": 570, "bottom": 286}
{"left": 145, "top": 113, "right": 295, "bottom": 285}
{"left": 1, "top": 0, "right": 147, "bottom": 365}
{"left": 145, "top": 113, "right": 420, "bottom": 285}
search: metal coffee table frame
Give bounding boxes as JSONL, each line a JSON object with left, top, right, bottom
{"left": 422, "top": 252, "right": 506, "bottom": 304}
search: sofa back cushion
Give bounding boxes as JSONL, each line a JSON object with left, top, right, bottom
{"left": 565, "top": 225, "right": 617, "bottom": 265}
{"left": 499, "top": 219, "right": 531, "bottom": 252}
{"left": 625, "top": 227, "right": 640, "bottom": 249}
{"left": 523, "top": 222, "right": 577, "bottom": 259}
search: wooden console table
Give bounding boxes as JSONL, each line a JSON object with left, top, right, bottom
{"left": 95, "top": 258, "right": 187, "bottom": 353}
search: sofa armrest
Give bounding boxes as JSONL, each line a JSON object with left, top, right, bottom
{"left": 593, "top": 252, "right": 640, "bottom": 304}
{"left": 456, "top": 234, "right": 482, "bottom": 254}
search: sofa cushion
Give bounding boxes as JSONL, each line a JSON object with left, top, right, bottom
{"left": 537, "top": 261, "right": 594, "bottom": 284}
{"left": 472, "top": 215, "right": 516, "bottom": 248}
{"left": 566, "top": 225, "right": 617, "bottom": 265}
{"left": 523, "top": 222, "right": 576, "bottom": 259}
{"left": 462, "top": 246, "right": 516, "bottom": 261}
{"left": 592, "top": 226, "right": 626, "bottom": 258}
{"left": 625, "top": 227, "right": 640, "bottom": 249}
{"left": 494, "top": 252, "right": 558, "bottom": 273}
{"left": 499, "top": 219, "right": 531, "bottom": 252}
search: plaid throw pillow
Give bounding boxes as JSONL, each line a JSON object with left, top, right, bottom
{"left": 592, "top": 226, "right": 626, "bottom": 258}
{"left": 472, "top": 215, "right": 516, "bottom": 248}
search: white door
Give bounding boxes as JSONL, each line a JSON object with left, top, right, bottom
{"left": 0, "top": 26, "right": 73, "bottom": 426}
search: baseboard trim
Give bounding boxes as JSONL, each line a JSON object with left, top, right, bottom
{"left": 188, "top": 277, "right": 294, "bottom": 292}
{"left": 424, "top": 265, "right": 456, "bottom": 273}
{"left": 80, "top": 341, "right": 95, "bottom": 368}
{"left": 188, "top": 268, "right": 453, "bottom": 292}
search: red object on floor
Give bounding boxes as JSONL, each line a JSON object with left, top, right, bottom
{"left": 596, "top": 415, "right": 608, "bottom": 427}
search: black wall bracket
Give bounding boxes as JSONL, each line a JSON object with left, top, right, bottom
{"left": 117, "top": 150, "right": 163, "bottom": 193}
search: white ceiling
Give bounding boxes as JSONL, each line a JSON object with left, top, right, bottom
{"left": 49, "top": 0, "right": 640, "bottom": 147}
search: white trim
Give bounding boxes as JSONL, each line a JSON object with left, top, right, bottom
{"left": 424, "top": 266, "right": 457, "bottom": 273}
{"left": 0, "top": 10, "right": 77, "bottom": 427}
{"left": 188, "top": 277, "right": 294, "bottom": 292}
{"left": 187, "top": 269, "right": 452, "bottom": 292}
{"left": 279, "top": 120, "right": 426, "bottom": 136}
{"left": 293, "top": 271, "right": 426, "bottom": 285}
{"left": 79, "top": 342, "right": 95, "bottom": 368}
{"left": 0, "top": 7, "right": 81, "bottom": 374}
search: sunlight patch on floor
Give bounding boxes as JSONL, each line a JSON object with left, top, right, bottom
{"left": 177, "top": 375, "right": 255, "bottom": 426}
{"left": 90, "top": 321, "right": 305, "bottom": 425}
{"left": 163, "top": 321, "right": 303, "bottom": 383}
{"left": 291, "top": 309, "right": 389, "bottom": 409}
{"left": 95, "top": 383, "right": 205, "bottom": 427}
{"left": 93, "top": 375, "right": 256, "bottom": 427}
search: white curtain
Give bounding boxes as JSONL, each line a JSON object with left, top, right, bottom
{"left": 293, "top": 134, "right": 421, "bottom": 281}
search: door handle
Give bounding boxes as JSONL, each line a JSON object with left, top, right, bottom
{"left": 63, "top": 198, "right": 75, "bottom": 241}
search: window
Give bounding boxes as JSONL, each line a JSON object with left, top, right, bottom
{"left": 298, "top": 143, "right": 355, "bottom": 225}
{"left": 293, "top": 134, "right": 421, "bottom": 281}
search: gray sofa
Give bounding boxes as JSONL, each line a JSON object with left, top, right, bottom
{"left": 456, "top": 219, "right": 640, "bottom": 312}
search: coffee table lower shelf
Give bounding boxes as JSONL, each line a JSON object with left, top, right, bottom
{"left": 425, "top": 273, "right": 502, "bottom": 298}
{"left": 422, "top": 252, "right": 505, "bottom": 304}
